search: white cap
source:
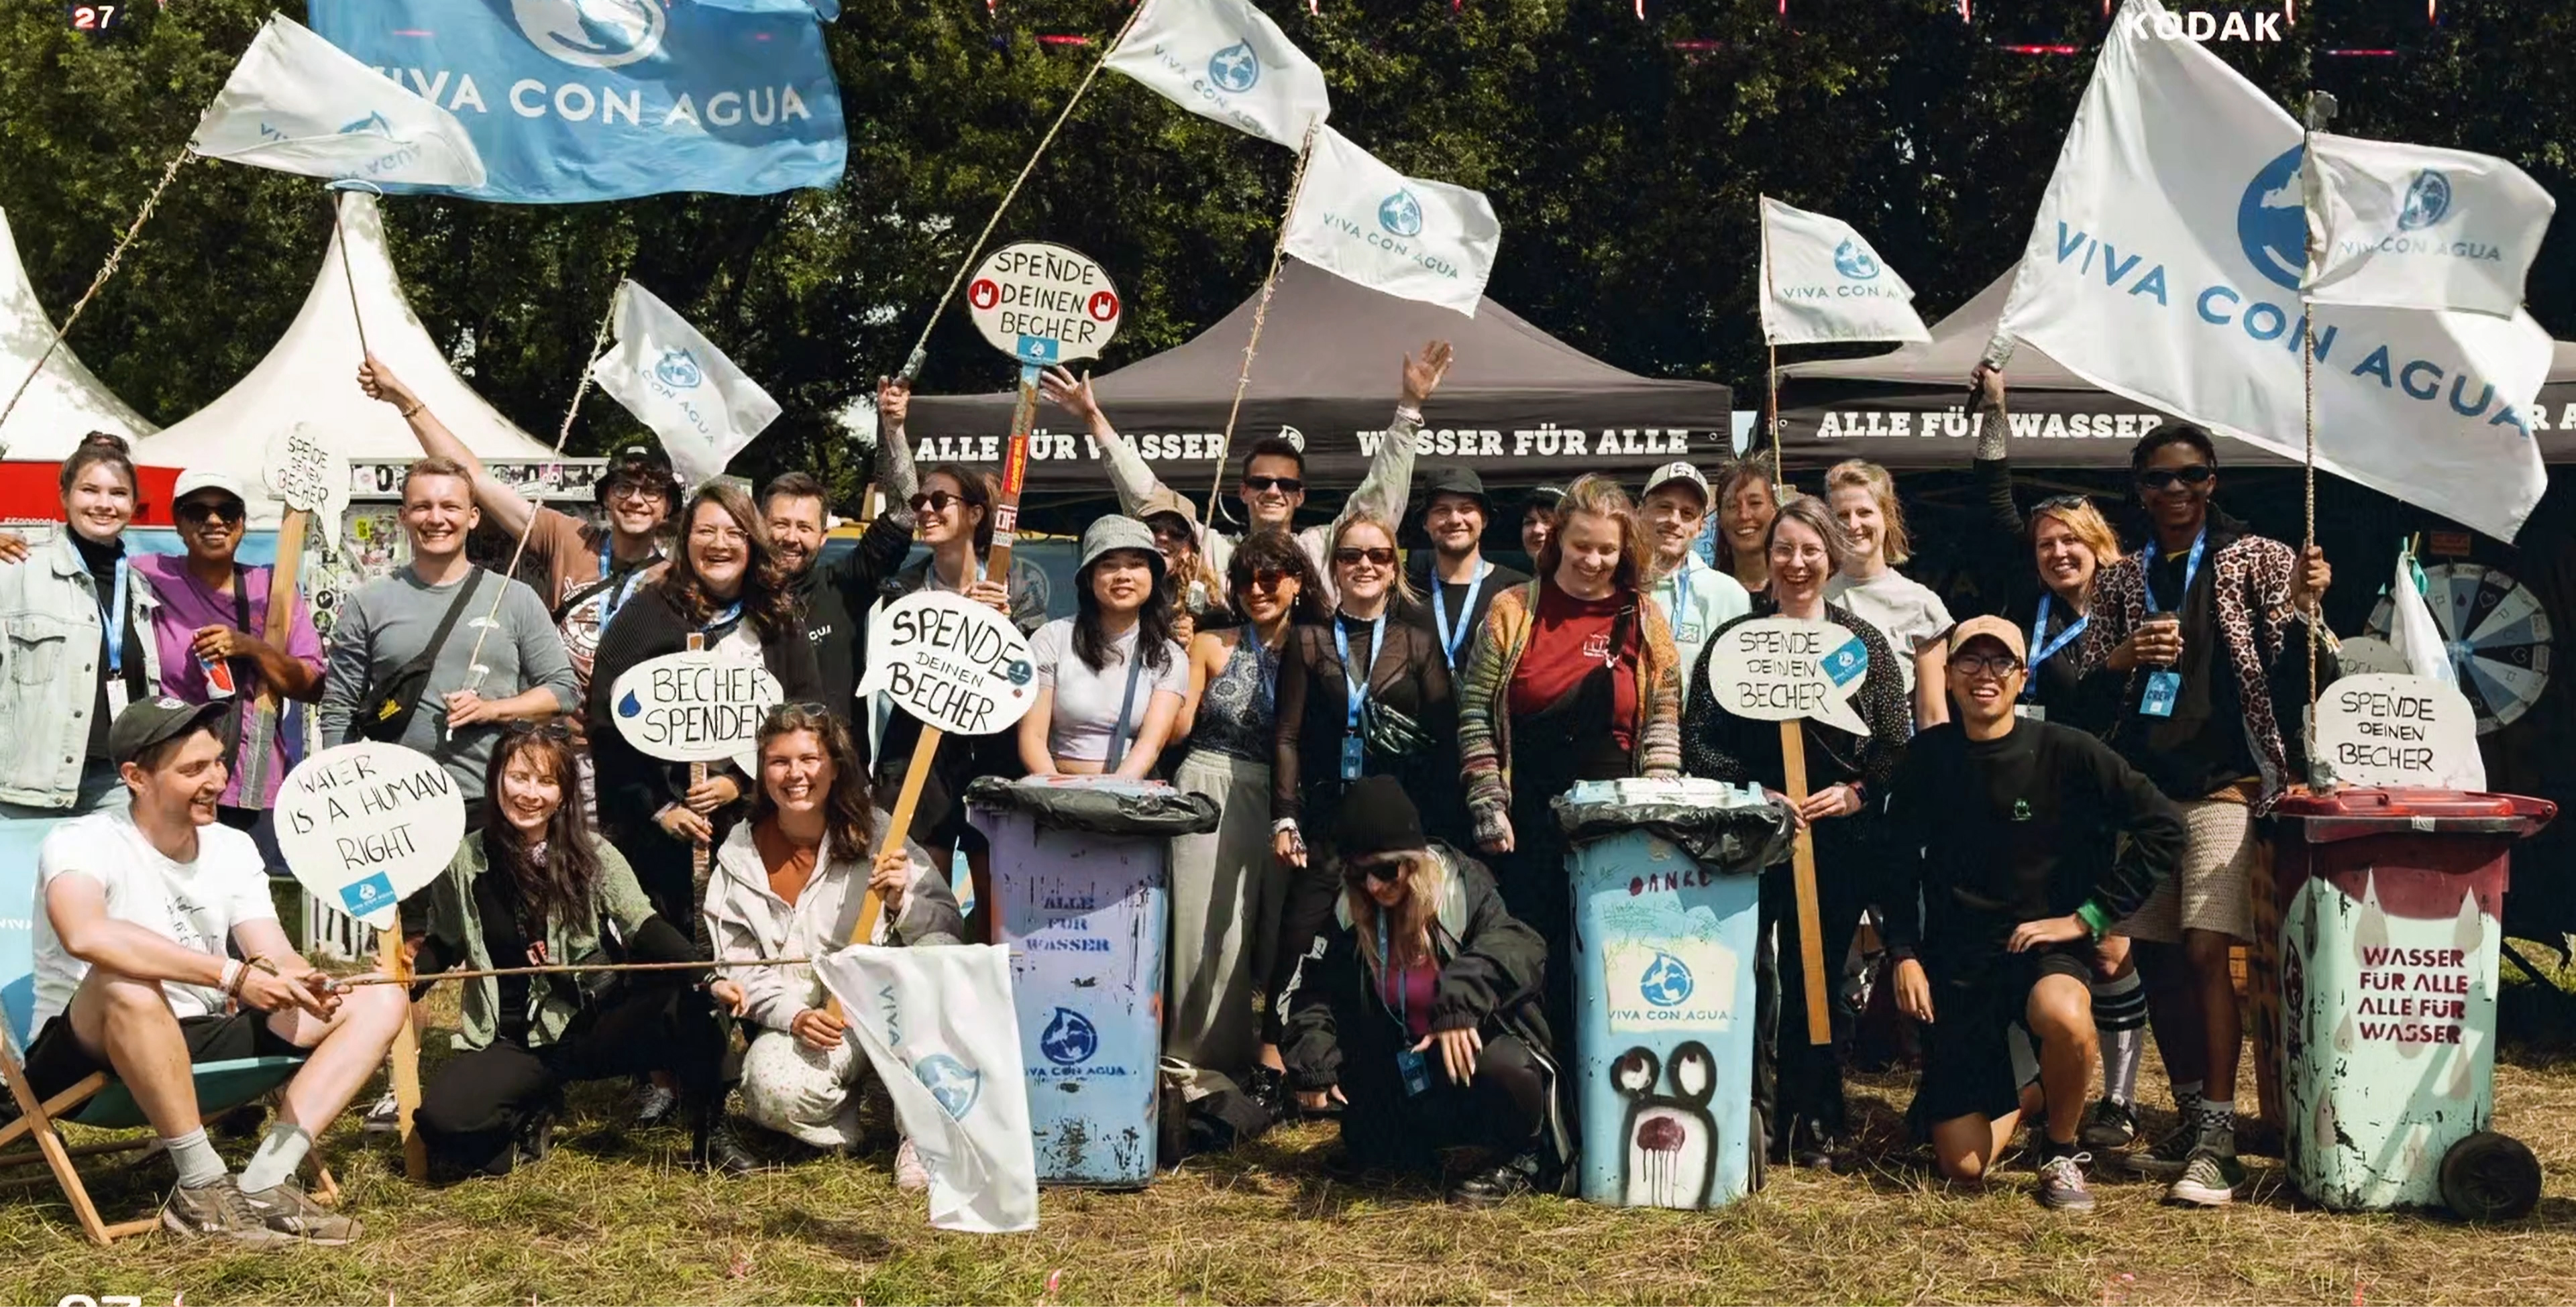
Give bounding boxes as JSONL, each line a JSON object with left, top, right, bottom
{"left": 1642, "top": 461, "right": 1710, "bottom": 505}
{"left": 170, "top": 469, "right": 252, "bottom": 507}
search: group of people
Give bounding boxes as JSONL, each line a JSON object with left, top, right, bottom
{"left": 0, "top": 333, "right": 2339, "bottom": 1243}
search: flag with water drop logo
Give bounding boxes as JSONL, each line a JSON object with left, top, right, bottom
{"left": 1282, "top": 127, "right": 1499, "bottom": 316}
{"left": 191, "top": 13, "right": 486, "bottom": 188}
{"left": 587, "top": 280, "right": 780, "bottom": 490}
{"left": 1758, "top": 196, "right": 1929, "bottom": 345}
{"left": 1104, "top": 0, "right": 1330, "bottom": 150}
{"left": 2302, "top": 133, "right": 2555, "bottom": 320}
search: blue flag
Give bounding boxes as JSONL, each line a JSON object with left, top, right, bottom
{"left": 307, "top": 0, "right": 845, "bottom": 203}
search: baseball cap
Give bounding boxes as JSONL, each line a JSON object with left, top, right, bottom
{"left": 1945, "top": 615, "right": 2028, "bottom": 663}
{"left": 109, "top": 697, "right": 229, "bottom": 769}
{"left": 171, "top": 470, "right": 252, "bottom": 509}
{"left": 1643, "top": 461, "right": 1711, "bottom": 505}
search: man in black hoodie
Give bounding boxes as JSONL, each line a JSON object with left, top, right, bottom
{"left": 761, "top": 377, "right": 922, "bottom": 750}
{"left": 1884, "top": 617, "right": 2186, "bottom": 1212}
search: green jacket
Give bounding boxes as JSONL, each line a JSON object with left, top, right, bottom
{"left": 425, "top": 832, "right": 658, "bottom": 1052}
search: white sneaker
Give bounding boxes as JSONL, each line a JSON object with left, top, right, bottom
{"left": 361, "top": 1091, "right": 401, "bottom": 1135}
{"left": 894, "top": 1138, "right": 929, "bottom": 1192}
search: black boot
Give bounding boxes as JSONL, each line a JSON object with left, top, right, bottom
{"left": 689, "top": 1095, "right": 759, "bottom": 1177}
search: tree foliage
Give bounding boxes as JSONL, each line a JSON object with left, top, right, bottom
{"left": 0, "top": 0, "right": 2567, "bottom": 502}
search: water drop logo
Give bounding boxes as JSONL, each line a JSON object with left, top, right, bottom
{"left": 2237, "top": 145, "right": 2310, "bottom": 290}
{"left": 339, "top": 111, "right": 393, "bottom": 138}
{"left": 1832, "top": 239, "right": 1881, "bottom": 281}
{"left": 916, "top": 1054, "right": 982, "bottom": 1119}
{"left": 1378, "top": 190, "right": 1426, "bottom": 239}
{"left": 2398, "top": 168, "right": 2454, "bottom": 231}
{"left": 616, "top": 689, "right": 643, "bottom": 718}
{"left": 1039, "top": 1007, "right": 1099, "bottom": 1066}
{"left": 1821, "top": 636, "right": 1868, "bottom": 689}
{"left": 1277, "top": 424, "right": 1307, "bottom": 453}
{"left": 1205, "top": 41, "right": 1260, "bottom": 95}
{"left": 1005, "top": 659, "right": 1035, "bottom": 687}
{"left": 1640, "top": 950, "right": 1695, "bottom": 1008}
{"left": 512, "top": 0, "right": 667, "bottom": 70}
{"left": 653, "top": 349, "right": 704, "bottom": 390}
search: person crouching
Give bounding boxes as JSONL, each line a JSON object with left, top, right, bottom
{"left": 1279, "top": 775, "right": 1572, "bottom": 1206}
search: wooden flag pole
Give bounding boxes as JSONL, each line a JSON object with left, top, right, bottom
{"left": 0, "top": 150, "right": 193, "bottom": 449}
{"left": 1205, "top": 122, "right": 1323, "bottom": 523}
{"left": 1778, "top": 722, "right": 1831, "bottom": 1046}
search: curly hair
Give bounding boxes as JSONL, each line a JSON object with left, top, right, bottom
{"left": 1226, "top": 527, "right": 1329, "bottom": 626}
{"left": 657, "top": 483, "right": 800, "bottom": 638}
{"left": 1534, "top": 473, "right": 1655, "bottom": 594}
{"left": 749, "top": 704, "right": 877, "bottom": 859}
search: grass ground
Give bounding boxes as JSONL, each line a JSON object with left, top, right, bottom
{"left": 7, "top": 976, "right": 2576, "bottom": 1305}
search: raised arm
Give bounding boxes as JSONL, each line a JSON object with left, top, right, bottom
{"left": 1330, "top": 341, "right": 1452, "bottom": 538}
{"left": 358, "top": 355, "right": 537, "bottom": 540}
{"left": 1040, "top": 367, "right": 1160, "bottom": 517}
{"left": 1971, "top": 364, "right": 2024, "bottom": 542}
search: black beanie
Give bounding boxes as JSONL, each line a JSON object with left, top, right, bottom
{"left": 1333, "top": 775, "right": 1426, "bottom": 858}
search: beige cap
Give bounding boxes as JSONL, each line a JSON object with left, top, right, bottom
{"left": 1945, "top": 614, "right": 2028, "bottom": 662}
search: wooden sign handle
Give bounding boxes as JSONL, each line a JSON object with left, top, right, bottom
{"left": 685, "top": 632, "right": 712, "bottom": 925}
{"left": 1778, "top": 720, "right": 1831, "bottom": 1047}
{"left": 822, "top": 729, "right": 945, "bottom": 1021}
{"left": 252, "top": 509, "right": 309, "bottom": 714}
{"left": 983, "top": 365, "right": 1040, "bottom": 583}
{"left": 376, "top": 925, "right": 427, "bottom": 1182}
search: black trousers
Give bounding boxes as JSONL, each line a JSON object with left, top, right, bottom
{"left": 1752, "top": 821, "right": 1873, "bottom": 1145}
{"left": 1340, "top": 1032, "right": 1550, "bottom": 1173}
{"left": 414, "top": 980, "right": 724, "bottom": 1177}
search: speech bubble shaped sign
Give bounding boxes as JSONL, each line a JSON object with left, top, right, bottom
{"left": 2316, "top": 671, "right": 2483, "bottom": 790}
{"left": 610, "top": 646, "right": 785, "bottom": 764}
{"left": 1703, "top": 616, "right": 1871, "bottom": 736}
{"left": 275, "top": 742, "right": 466, "bottom": 931}
{"left": 964, "top": 241, "right": 1122, "bottom": 368}
{"left": 856, "top": 589, "right": 1039, "bottom": 737}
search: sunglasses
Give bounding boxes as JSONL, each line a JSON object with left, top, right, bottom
{"left": 1239, "top": 567, "right": 1296, "bottom": 592}
{"left": 175, "top": 499, "right": 244, "bottom": 525}
{"left": 1334, "top": 547, "right": 1396, "bottom": 567}
{"left": 2032, "top": 494, "right": 2093, "bottom": 515}
{"left": 2137, "top": 465, "right": 2216, "bottom": 492}
{"left": 1949, "top": 652, "right": 2024, "bottom": 678}
{"left": 1344, "top": 858, "right": 1404, "bottom": 887}
{"left": 1244, "top": 475, "right": 1305, "bottom": 495}
{"left": 909, "top": 490, "right": 965, "bottom": 514}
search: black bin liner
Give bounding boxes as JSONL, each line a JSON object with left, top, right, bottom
{"left": 1551, "top": 779, "right": 1796, "bottom": 874}
{"left": 964, "top": 775, "right": 1222, "bottom": 837}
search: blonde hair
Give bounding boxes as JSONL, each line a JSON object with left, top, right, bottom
{"left": 2029, "top": 495, "right": 2125, "bottom": 593}
{"left": 1536, "top": 473, "right": 1656, "bottom": 593}
{"left": 1347, "top": 849, "right": 1446, "bottom": 969}
{"left": 1331, "top": 512, "right": 1418, "bottom": 608}
{"left": 1824, "top": 459, "right": 1913, "bottom": 565}
{"left": 1766, "top": 494, "right": 1857, "bottom": 578}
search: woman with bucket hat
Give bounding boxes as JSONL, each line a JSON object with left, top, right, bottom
{"left": 1018, "top": 516, "right": 1191, "bottom": 779}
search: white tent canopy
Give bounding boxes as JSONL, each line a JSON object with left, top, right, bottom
{"left": 0, "top": 207, "right": 159, "bottom": 459}
{"left": 132, "top": 191, "right": 557, "bottom": 526}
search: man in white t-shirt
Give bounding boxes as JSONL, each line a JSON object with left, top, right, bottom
{"left": 18, "top": 699, "right": 409, "bottom": 1246}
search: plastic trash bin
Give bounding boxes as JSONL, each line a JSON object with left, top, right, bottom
{"left": 1556, "top": 778, "right": 1795, "bottom": 1208}
{"left": 967, "top": 775, "right": 1218, "bottom": 1188}
{"left": 2272, "top": 787, "right": 2558, "bottom": 1218}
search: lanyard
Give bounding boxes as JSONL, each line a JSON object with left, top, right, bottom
{"left": 1376, "top": 905, "right": 1405, "bottom": 1029}
{"left": 2141, "top": 528, "right": 2207, "bottom": 618}
{"left": 597, "top": 544, "right": 653, "bottom": 632}
{"left": 1431, "top": 561, "right": 1489, "bottom": 670}
{"left": 98, "top": 557, "right": 130, "bottom": 675}
{"left": 1668, "top": 565, "right": 1691, "bottom": 625}
{"left": 1334, "top": 612, "right": 1385, "bottom": 736}
{"left": 703, "top": 600, "right": 743, "bottom": 634}
{"left": 2024, "top": 593, "right": 2090, "bottom": 701}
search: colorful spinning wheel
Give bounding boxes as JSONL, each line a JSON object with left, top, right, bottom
{"left": 2364, "top": 563, "right": 2553, "bottom": 736}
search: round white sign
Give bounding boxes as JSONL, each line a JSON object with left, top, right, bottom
{"left": 1702, "top": 616, "right": 1872, "bottom": 736}
{"left": 2316, "top": 671, "right": 2483, "bottom": 791}
{"left": 963, "top": 241, "right": 1122, "bottom": 367}
{"left": 609, "top": 646, "right": 786, "bottom": 764}
{"left": 275, "top": 742, "right": 467, "bottom": 931}
{"left": 856, "top": 589, "right": 1040, "bottom": 736}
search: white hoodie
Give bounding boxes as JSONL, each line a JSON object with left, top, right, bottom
{"left": 705, "top": 813, "right": 966, "bottom": 1035}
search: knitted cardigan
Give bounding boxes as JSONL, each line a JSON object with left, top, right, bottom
{"left": 1457, "top": 579, "right": 1683, "bottom": 843}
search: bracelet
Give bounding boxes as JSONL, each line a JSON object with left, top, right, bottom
{"left": 1273, "top": 818, "right": 1301, "bottom": 835}
{"left": 398, "top": 400, "right": 423, "bottom": 418}
{"left": 2075, "top": 901, "right": 2114, "bottom": 942}
{"left": 221, "top": 958, "right": 245, "bottom": 997}
{"left": 1392, "top": 404, "right": 1423, "bottom": 424}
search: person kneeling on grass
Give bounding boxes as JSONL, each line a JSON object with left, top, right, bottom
{"left": 1280, "top": 776, "right": 1572, "bottom": 1206}
{"left": 1881, "top": 618, "right": 2186, "bottom": 1210}
{"left": 409, "top": 724, "right": 749, "bottom": 1178}
{"left": 706, "top": 705, "right": 963, "bottom": 1185}
{"left": 21, "top": 698, "right": 408, "bottom": 1245}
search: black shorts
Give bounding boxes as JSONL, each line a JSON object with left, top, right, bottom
{"left": 18, "top": 1008, "right": 306, "bottom": 1102}
{"left": 1913, "top": 946, "right": 2092, "bottom": 1127}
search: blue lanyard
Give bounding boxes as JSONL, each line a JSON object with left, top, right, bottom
{"left": 703, "top": 600, "right": 743, "bottom": 634}
{"left": 2024, "top": 593, "right": 2090, "bottom": 701}
{"left": 1334, "top": 613, "right": 1385, "bottom": 734}
{"left": 98, "top": 557, "right": 130, "bottom": 675}
{"left": 1431, "top": 562, "right": 1489, "bottom": 670}
{"left": 597, "top": 544, "right": 651, "bottom": 632}
{"left": 1668, "top": 566, "right": 1693, "bottom": 625}
{"left": 2141, "top": 528, "right": 2207, "bottom": 618}
{"left": 1376, "top": 905, "right": 1405, "bottom": 1028}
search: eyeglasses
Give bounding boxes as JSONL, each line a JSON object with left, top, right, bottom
{"left": 1333, "top": 547, "right": 1396, "bottom": 567}
{"left": 1240, "top": 567, "right": 1295, "bottom": 592}
{"left": 1949, "top": 652, "right": 2024, "bottom": 678}
{"left": 603, "top": 481, "right": 663, "bottom": 504}
{"left": 1243, "top": 475, "right": 1305, "bottom": 495}
{"left": 2137, "top": 465, "right": 2215, "bottom": 492}
{"left": 175, "top": 500, "right": 244, "bottom": 525}
{"left": 909, "top": 491, "right": 964, "bottom": 514}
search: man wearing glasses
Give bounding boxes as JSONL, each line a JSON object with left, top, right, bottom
{"left": 2078, "top": 424, "right": 2334, "bottom": 1206}
{"left": 1884, "top": 617, "right": 2184, "bottom": 1212}
{"left": 1038, "top": 341, "right": 1456, "bottom": 605}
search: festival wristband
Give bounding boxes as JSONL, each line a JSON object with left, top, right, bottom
{"left": 2076, "top": 901, "right": 2114, "bottom": 941}
{"left": 1273, "top": 818, "right": 1301, "bottom": 835}
{"left": 221, "top": 959, "right": 245, "bottom": 997}
{"left": 1393, "top": 404, "right": 1423, "bottom": 424}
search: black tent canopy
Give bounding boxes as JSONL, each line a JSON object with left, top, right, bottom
{"left": 908, "top": 260, "right": 1732, "bottom": 504}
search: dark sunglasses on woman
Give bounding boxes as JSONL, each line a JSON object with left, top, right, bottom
{"left": 908, "top": 490, "right": 965, "bottom": 514}
{"left": 1343, "top": 858, "right": 1403, "bottom": 888}
{"left": 1239, "top": 567, "right": 1295, "bottom": 592}
{"left": 2136, "top": 465, "right": 2215, "bottom": 492}
{"left": 1334, "top": 547, "right": 1396, "bottom": 567}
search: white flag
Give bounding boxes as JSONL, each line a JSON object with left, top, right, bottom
{"left": 1283, "top": 127, "right": 1499, "bottom": 317}
{"left": 1998, "top": 0, "right": 2551, "bottom": 542}
{"left": 2302, "top": 132, "right": 2556, "bottom": 320}
{"left": 1104, "top": 0, "right": 1330, "bottom": 150}
{"left": 588, "top": 280, "right": 782, "bottom": 489}
{"left": 815, "top": 944, "right": 1037, "bottom": 1234}
{"left": 1759, "top": 196, "right": 1931, "bottom": 345}
{"left": 189, "top": 14, "right": 485, "bottom": 189}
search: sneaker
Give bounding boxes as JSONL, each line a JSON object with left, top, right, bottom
{"left": 2123, "top": 1119, "right": 2200, "bottom": 1179}
{"left": 2165, "top": 1127, "right": 2245, "bottom": 1206}
{"left": 161, "top": 1178, "right": 286, "bottom": 1247}
{"left": 239, "top": 1180, "right": 363, "bottom": 1245}
{"left": 632, "top": 1081, "right": 680, "bottom": 1127}
{"left": 2036, "top": 1151, "right": 2096, "bottom": 1211}
{"left": 1446, "top": 1155, "right": 1537, "bottom": 1208}
{"left": 894, "top": 1138, "right": 929, "bottom": 1192}
{"left": 2080, "top": 1098, "right": 2139, "bottom": 1150}
{"left": 361, "top": 1090, "right": 402, "bottom": 1135}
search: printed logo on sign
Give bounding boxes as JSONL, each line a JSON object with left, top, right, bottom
{"left": 916, "top": 1054, "right": 982, "bottom": 1119}
{"left": 1278, "top": 424, "right": 1307, "bottom": 453}
{"left": 652, "top": 348, "right": 704, "bottom": 390}
{"left": 1205, "top": 41, "right": 1260, "bottom": 94}
{"left": 1603, "top": 937, "right": 1738, "bottom": 1033}
{"left": 340, "top": 871, "right": 397, "bottom": 917}
{"left": 2238, "top": 146, "right": 2309, "bottom": 290}
{"left": 1379, "top": 190, "right": 1426, "bottom": 239}
{"left": 1832, "top": 239, "right": 1880, "bottom": 281}
{"left": 1640, "top": 950, "right": 1695, "bottom": 1008}
{"left": 1821, "top": 636, "right": 1868, "bottom": 688}
{"left": 2398, "top": 169, "right": 2453, "bottom": 231}
{"left": 512, "top": 0, "right": 667, "bottom": 70}
{"left": 1040, "top": 1007, "right": 1099, "bottom": 1066}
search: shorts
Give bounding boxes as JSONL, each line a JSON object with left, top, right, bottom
{"left": 1913, "top": 947, "right": 2091, "bottom": 1127}
{"left": 17, "top": 1008, "right": 306, "bottom": 1102}
{"left": 2115, "top": 797, "right": 2258, "bottom": 944}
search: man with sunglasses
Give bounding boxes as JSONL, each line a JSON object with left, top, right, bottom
{"left": 1040, "top": 341, "right": 1455, "bottom": 606}
{"left": 2078, "top": 423, "right": 2334, "bottom": 1206}
{"left": 127, "top": 471, "right": 325, "bottom": 867}
{"left": 1884, "top": 618, "right": 2184, "bottom": 1210}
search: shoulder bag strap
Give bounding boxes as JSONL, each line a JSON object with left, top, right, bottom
{"left": 1100, "top": 640, "right": 1152, "bottom": 772}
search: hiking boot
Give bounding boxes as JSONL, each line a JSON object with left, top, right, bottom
{"left": 2165, "top": 1127, "right": 2245, "bottom": 1207}
{"left": 2123, "top": 1118, "right": 2200, "bottom": 1179}
{"left": 239, "top": 1180, "right": 362, "bottom": 1245}
{"left": 894, "top": 1137, "right": 929, "bottom": 1193}
{"left": 2080, "top": 1098, "right": 2139, "bottom": 1150}
{"left": 2036, "top": 1151, "right": 2096, "bottom": 1212}
{"left": 161, "top": 1178, "right": 285, "bottom": 1247}
{"left": 1446, "top": 1157, "right": 1536, "bottom": 1208}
